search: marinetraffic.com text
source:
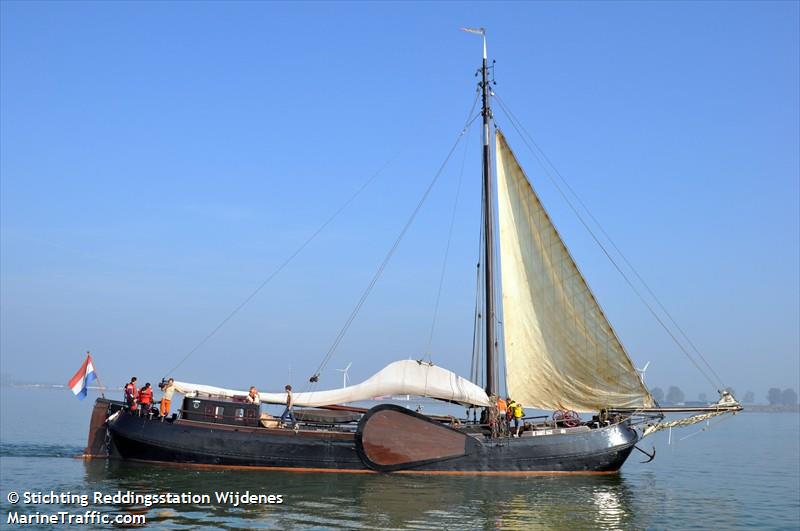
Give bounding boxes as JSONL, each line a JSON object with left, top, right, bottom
{"left": 7, "top": 490, "right": 284, "bottom": 508}
{"left": 5, "top": 489, "right": 284, "bottom": 526}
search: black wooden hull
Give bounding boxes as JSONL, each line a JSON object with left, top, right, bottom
{"left": 109, "top": 413, "right": 365, "bottom": 471}
{"left": 101, "top": 402, "right": 639, "bottom": 474}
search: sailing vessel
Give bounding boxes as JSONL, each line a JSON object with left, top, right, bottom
{"left": 84, "top": 31, "right": 741, "bottom": 474}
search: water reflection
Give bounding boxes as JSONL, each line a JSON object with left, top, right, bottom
{"left": 2, "top": 388, "right": 790, "bottom": 529}
{"left": 83, "top": 460, "right": 646, "bottom": 529}
{"left": 493, "top": 476, "right": 642, "bottom": 530}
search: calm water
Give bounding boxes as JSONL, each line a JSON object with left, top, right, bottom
{"left": 1, "top": 387, "right": 798, "bottom": 530}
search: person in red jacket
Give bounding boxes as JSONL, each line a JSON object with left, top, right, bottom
{"left": 138, "top": 382, "right": 154, "bottom": 414}
{"left": 124, "top": 377, "right": 138, "bottom": 411}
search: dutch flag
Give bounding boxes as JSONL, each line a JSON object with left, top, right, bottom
{"left": 68, "top": 353, "right": 97, "bottom": 400}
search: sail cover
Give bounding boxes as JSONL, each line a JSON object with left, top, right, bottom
{"left": 495, "top": 129, "right": 653, "bottom": 412}
{"left": 173, "top": 360, "right": 492, "bottom": 407}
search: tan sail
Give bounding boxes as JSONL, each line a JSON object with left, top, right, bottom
{"left": 495, "top": 129, "right": 653, "bottom": 412}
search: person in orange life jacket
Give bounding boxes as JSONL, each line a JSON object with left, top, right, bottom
{"left": 496, "top": 397, "right": 508, "bottom": 435}
{"left": 124, "top": 377, "right": 138, "bottom": 411}
{"left": 138, "top": 383, "right": 154, "bottom": 414}
{"left": 159, "top": 378, "right": 175, "bottom": 417}
{"left": 280, "top": 385, "right": 296, "bottom": 428}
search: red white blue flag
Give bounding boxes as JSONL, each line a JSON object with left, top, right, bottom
{"left": 68, "top": 354, "right": 97, "bottom": 400}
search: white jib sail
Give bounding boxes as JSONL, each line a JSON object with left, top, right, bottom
{"left": 496, "top": 129, "right": 654, "bottom": 412}
{"left": 174, "top": 359, "right": 492, "bottom": 407}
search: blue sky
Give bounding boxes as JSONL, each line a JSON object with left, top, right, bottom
{"left": 1, "top": 2, "right": 798, "bottom": 401}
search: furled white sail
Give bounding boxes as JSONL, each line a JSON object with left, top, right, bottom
{"left": 495, "top": 129, "right": 654, "bottom": 412}
{"left": 174, "top": 359, "right": 492, "bottom": 407}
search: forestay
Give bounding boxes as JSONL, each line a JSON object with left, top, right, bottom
{"left": 173, "top": 359, "right": 492, "bottom": 407}
{"left": 495, "top": 129, "right": 654, "bottom": 412}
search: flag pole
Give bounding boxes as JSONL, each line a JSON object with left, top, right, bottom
{"left": 87, "top": 351, "right": 106, "bottom": 398}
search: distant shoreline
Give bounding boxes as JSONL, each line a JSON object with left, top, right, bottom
{"left": 1, "top": 382, "right": 121, "bottom": 391}
{"left": 2, "top": 382, "right": 798, "bottom": 413}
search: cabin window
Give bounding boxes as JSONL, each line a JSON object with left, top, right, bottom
{"left": 214, "top": 406, "right": 224, "bottom": 419}
{"left": 204, "top": 405, "right": 214, "bottom": 418}
{"left": 246, "top": 408, "right": 256, "bottom": 418}
{"left": 235, "top": 408, "right": 245, "bottom": 421}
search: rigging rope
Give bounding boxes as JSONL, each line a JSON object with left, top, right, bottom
{"left": 308, "top": 105, "right": 483, "bottom": 383}
{"left": 162, "top": 154, "right": 400, "bottom": 378}
{"left": 493, "top": 93, "right": 724, "bottom": 392}
{"left": 469, "top": 262, "right": 483, "bottom": 386}
{"left": 677, "top": 411, "right": 735, "bottom": 441}
{"left": 488, "top": 126, "right": 503, "bottom": 396}
{"left": 494, "top": 93, "right": 726, "bottom": 391}
{"left": 425, "top": 102, "right": 476, "bottom": 360}
{"left": 641, "top": 409, "right": 733, "bottom": 438}
{"left": 470, "top": 159, "right": 487, "bottom": 388}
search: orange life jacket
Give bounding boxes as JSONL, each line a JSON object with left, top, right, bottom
{"left": 138, "top": 387, "right": 153, "bottom": 405}
{"left": 497, "top": 398, "right": 507, "bottom": 413}
{"left": 124, "top": 383, "right": 137, "bottom": 400}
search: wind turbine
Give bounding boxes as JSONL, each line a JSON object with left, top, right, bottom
{"left": 336, "top": 362, "right": 352, "bottom": 389}
{"left": 636, "top": 361, "right": 651, "bottom": 386}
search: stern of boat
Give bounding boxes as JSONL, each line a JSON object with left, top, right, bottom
{"left": 83, "top": 398, "right": 124, "bottom": 458}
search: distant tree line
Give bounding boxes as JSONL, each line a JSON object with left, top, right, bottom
{"left": 650, "top": 386, "right": 798, "bottom": 406}
{"left": 650, "top": 386, "right": 686, "bottom": 404}
{"left": 767, "top": 388, "right": 798, "bottom": 406}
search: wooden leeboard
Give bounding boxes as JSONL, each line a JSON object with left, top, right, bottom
{"left": 356, "top": 404, "right": 476, "bottom": 472}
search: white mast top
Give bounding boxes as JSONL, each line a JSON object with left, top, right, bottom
{"left": 461, "top": 27, "right": 486, "bottom": 59}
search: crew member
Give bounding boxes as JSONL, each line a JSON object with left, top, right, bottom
{"left": 138, "top": 382, "right": 154, "bottom": 414}
{"left": 246, "top": 386, "right": 261, "bottom": 405}
{"left": 159, "top": 378, "right": 175, "bottom": 417}
{"left": 124, "top": 377, "right": 138, "bottom": 411}
{"left": 496, "top": 396, "right": 508, "bottom": 436}
{"left": 512, "top": 400, "right": 525, "bottom": 437}
{"left": 280, "top": 384, "right": 296, "bottom": 428}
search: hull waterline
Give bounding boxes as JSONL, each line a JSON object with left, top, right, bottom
{"left": 93, "top": 400, "right": 639, "bottom": 475}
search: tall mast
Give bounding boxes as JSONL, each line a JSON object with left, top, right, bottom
{"left": 479, "top": 30, "right": 497, "bottom": 397}
{"left": 462, "top": 26, "right": 497, "bottom": 397}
